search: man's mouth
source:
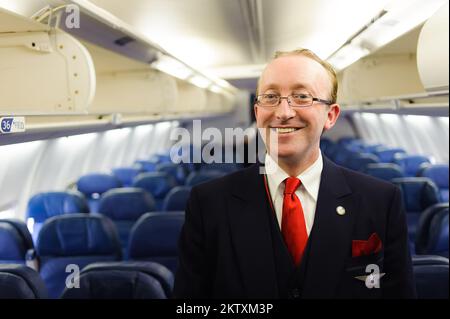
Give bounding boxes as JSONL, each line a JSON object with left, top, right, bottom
{"left": 271, "top": 127, "right": 301, "bottom": 134}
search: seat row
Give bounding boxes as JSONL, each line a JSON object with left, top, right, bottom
{"left": 27, "top": 186, "right": 190, "bottom": 244}
{"left": 1, "top": 212, "right": 184, "bottom": 298}
{"left": 1, "top": 255, "right": 448, "bottom": 299}
{"left": 0, "top": 261, "right": 173, "bottom": 299}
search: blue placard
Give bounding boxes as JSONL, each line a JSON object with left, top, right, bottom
{"left": 0, "top": 117, "right": 26, "bottom": 134}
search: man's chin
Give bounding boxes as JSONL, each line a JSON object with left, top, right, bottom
{"left": 267, "top": 149, "right": 301, "bottom": 163}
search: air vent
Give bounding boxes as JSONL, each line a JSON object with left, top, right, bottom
{"left": 114, "top": 36, "right": 135, "bottom": 46}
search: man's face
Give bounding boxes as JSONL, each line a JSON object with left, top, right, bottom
{"left": 254, "top": 55, "right": 340, "bottom": 165}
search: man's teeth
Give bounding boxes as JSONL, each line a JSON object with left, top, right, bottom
{"left": 275, "top": 127, "right": 298, "bottom": 134}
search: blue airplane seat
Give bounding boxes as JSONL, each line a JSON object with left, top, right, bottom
{"left": 346, "top": 153, "right": 380, "bottom": 172}
{"left": 392, "top": 177, "right": 440, "bottom": 243}
{"left": 394, "top": 154, "right": 431, "bottom": 177}
{"left": 36, "top": 214, "right": 122, "bottom": 298}
{"left": 128, "top": 212, "right": 185, "bottom": 274}
{"left": 26, "top": 191, "right": 89, "bottom": 243}
{"left": 135, "top": 160, "right": 158, "bottom": 172}
{"left": 416, "top": 203, "right": 449, "bottom": 256}
{"left": 61, "top": 261, "right": 173, "bottom": 299}
{"left": 76, "top": 173, "right": 122, "bottom": 212}
{"left": 200, "top": 162, "right": 241, "bottom": 173}
{"left": 98, "top": 188, "right": 155, "bottom": 253}
{"left": 0, "top": 219, "right": 33, "bottom": 264}
{"left": 156, "top": 162, "right": 186, "bottom": 185}
{"left": 132, "top": 172, "right": 177, "bottom": 210}
{"left": 185, "top": 170, "right": 226, "bottom": 187}
{"left": 419, "top": 164, "right": 449, "bottom": 202}
{"left": 162, "top": 186, "right": 191, "bottom": 211}
{"left": 364, "top": 163, "right": 404, "bottom": 182}
{"left": 412, "top": 255, "right": 449, "bottom": 299}
{"left": 374, "top": 147, "right": 406, "bottom": 163}
{"left": 112, "top": 167, "right": 142, "bottom": 187}
{"left": 0, "top": 264, "right": 48, "bottom": 299}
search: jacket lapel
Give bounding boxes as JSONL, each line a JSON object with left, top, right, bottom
{"left": 302, "top": 157, "right": 360, "bottom": 298}
{"left": 226, "top": 164, "right": 279, "bottom": 298}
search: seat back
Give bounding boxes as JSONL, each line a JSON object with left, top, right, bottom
{"left": 26, "top": 191, "right": 89, "bottom": 243}
{"left": 98, "top": 188, "right": 155, "bottom": 250}
{"left": 162, "top": 186, "right": 191, "bottom": 211}
{"left": 156, "top": 162, "right": 186, "bottom": 185}
{"left": 185, "top": 170, "right": 225, "bottom": 187}
{"left": 394, "top": 154, "right": 431, "bottom": 177}
{"left": 0, "top": 219, "right": 33, "bottom": 264}
{"left": 346, "top": 153, "right": 380, "bottom": 172}
{"left": 133, "top": 172, "right": 177, "bottom": 210}
{"left": 0, "top": 264, "right": 48, "bottom": 299}
{"left": 374, "top": 148, "right": 406, "bottom": 163}
{"left": 128, "top": 212, "right": 185, "bottom": 273}
{"left": 419, "top": 164, "right": 449, "bottom": 202}
{"left": 36, "top": 214, "right": 122, "bottom": 298}
{"left": 392, "top": 177, "right": 440, "bottom": 241}
{"left": 77, "top": 173, "right": 122, "bottom": 212}
{"left": 412, "top": 255, "right": 449, "bottom": 299}
{"left": 112, "top": 167, "right": 142, "bottom": 187}
{"left": 416, "top": 203, "right": 449, "bottom": 256}
{"left": 364, "top": 163, "right": 404, "bottom": 182}
{"left": 61, "top": 261, "right": 173, "bottom": 299}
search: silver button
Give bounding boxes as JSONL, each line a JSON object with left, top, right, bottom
{"left": 336, "top": 206, "right": 346, "bottom": 216}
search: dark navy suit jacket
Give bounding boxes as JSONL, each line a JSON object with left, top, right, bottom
{"left": 174, "top": 157, "right": 416, "bottom": 298}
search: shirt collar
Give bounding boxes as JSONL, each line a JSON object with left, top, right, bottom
{"left": 265, "top": 152, "right": 323, "bottom": 201}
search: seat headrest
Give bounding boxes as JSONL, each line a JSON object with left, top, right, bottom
{"left": 0, "top": 222, "right": 29, "bottom": 262}
{"left": 112, "top": 167, "right": 142, "bottom": 187}
{"left": 98, "top": 188, "right": 155, "bottom": 220}
{"left": 420, "top": 165, "right": 449, "bottom": 188}
{"left": 394, "top": 155, "right": 431, "bottom": 176}
{"left": 26, "top": 191, "right": 89, "bottom": 222}
{"left": 392, "top": 177, "right": 440, "bottom": 212}
{"left": 365, "top": 163, "right": 404, "bottom": 180}
{"left": 37, "top": 214, "right": 121, "bottom": 258}
{"left": 128, "top": 212, "right": 184, "bottom": 258}
{"left": 0, "top": 264, "right": 48, "bottom": 298}
{"left": 185, "top": 170, "right": 225, "bottom": 186}
{"left": 162, "top": 186, "right": 191, "bottom": 211}
{"left": 61, "top": 261, "right": 173, "bottom": 299}
{"left": 77, "top": 173, "right": 122, "bottom": 197}
{"left": 133, "top": 172, "right": 176, "bottom": 198}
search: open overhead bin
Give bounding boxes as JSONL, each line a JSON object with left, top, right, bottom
{"left": 0, "top": 7, "right": 95, "bottom": 116}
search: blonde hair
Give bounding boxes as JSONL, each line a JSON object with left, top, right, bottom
{"left": 257, "top": 48, "right": 338, "bottom": 104}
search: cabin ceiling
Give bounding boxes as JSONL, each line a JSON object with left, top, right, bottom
{"left": 87, "top": 0, "right": 398, "bottom": 92}
{"left": 1, "top": 0, "right": 439, "bottom": 93}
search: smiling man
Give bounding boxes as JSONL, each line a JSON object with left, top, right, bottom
{"left": 174, "top": 49, "right": 416, "bottom": 299}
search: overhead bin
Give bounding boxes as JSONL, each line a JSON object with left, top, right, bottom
{"left": 83, "top": 42, "right": 178, "bottom": 115}
{"left": 174, "top": 80, "right": 207, "bottom": 113}
{"left": 0, "top": 7, "right": 96, "bottom": 116}
{"left": 417, "top": 2, "right": 449, "bottom": 92}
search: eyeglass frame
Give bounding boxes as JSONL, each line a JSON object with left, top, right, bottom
{"left": 254, "top": 93, "right": 333, "bottom": 108}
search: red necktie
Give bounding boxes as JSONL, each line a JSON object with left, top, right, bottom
{"left": 282, "top": 177, "right": 308, "bottom": 266}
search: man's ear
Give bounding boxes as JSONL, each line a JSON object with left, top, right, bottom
{"left": 254, "top": 104, "right": 259, "bottom": 122}
{"left": 324, "top": 103, "right": 340, "bottom": 131}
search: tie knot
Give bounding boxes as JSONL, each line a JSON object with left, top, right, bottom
{"left": 284, "top": 177, "right": 301, "bottom": 195}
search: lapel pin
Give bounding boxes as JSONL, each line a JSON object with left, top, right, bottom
{"left": 336, "top": 206, "right": 346, "bottom": 216}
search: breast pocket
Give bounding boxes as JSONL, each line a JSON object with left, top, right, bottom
{"left": 342, "top": 252, "right": 384, "bottom": 298}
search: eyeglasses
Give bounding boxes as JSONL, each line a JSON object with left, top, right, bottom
{"left": 255, "top": 93, "right": 332, "bottom": 108}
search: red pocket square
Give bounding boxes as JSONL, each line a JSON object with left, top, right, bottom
{"left": 352, "top": 233, "right": 382, "bottom": 257}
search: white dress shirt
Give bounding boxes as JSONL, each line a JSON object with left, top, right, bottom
{"left": 264, "top": 152, "right": 323, "bottom": 235}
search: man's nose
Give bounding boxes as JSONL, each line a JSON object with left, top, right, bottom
{"left": 275, "top": 98, "right": 295, "bottom": 120}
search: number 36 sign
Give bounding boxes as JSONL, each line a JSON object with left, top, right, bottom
{"left": 0, "top": 117, "right": 26, "bottom": 134}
